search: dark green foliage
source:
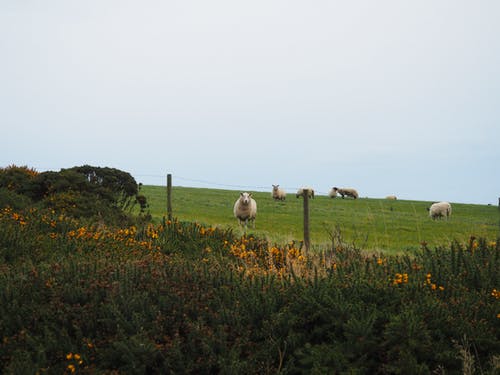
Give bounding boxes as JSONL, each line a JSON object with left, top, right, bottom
{"left": 1, "top": 168, "right": 499, "bottom": 373}
{"left": 0, "top": 188, "right": 32, "bottom": 210}
{"left": 0, "top": 164, "right": 146, "bottom": 225}
{"left": 64, "top": 165, "right": 139, "bottom": 210}
{"left": 0, "top": 165, "right": 39, "bottom": 199}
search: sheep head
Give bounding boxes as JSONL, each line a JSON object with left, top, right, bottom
{"left": 240, "top": 192, "right": 252, "bottom": 205}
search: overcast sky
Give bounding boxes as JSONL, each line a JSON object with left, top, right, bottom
{"left": 2, "top": 1, "right": 499, "bottom": 204}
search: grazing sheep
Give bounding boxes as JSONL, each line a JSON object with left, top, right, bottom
{"left": 428, "top": 201, "right": 452, "bottom": 220}
{"left": 386, "top": 195, "right": 397, "bottom": 200}
{"left": 328, "top": 188, "right": 338, "bottom": 198}
{"left": 332, "top": 187, "right": 359, "bottom": 199}
{"left": 233, "top": 192, "right": 257, "bottom": 229}
{"left": 296, "top": 187, "right": 315, "bottom": 199}
{"left": 272, "top": 185, "right": 286, "bottom": 201}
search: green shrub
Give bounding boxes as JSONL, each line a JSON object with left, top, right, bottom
{"left": 1, "top": 207, "right": 499, "bottom": 373}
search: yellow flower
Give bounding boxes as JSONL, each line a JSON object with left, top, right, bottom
{"left": 67, "top": 364, "right": 76, "bottom": 373}
{"left": 497, "top": 313, "right": 500, "bottom": 319}
{"left": 425, "top": 273, "right": 432, "bottom": 284}
{"left": 376, "top": 258, "right": 383, "bottom": 265}
{"left": 74, "top": 354, "right": 81, "bottom": 361}
{"left": 76, "top": 227, "right": 86, "bottom": 238}
{"left": 393, "top": 273, "right": 408, "bottom": 285}
{"left": 66, "top": 353, "right": 73, "bottom": 360}
{"left": 269, "top": 247, "right": 279, "bottom": 255}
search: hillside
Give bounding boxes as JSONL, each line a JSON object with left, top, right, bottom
{"left": 139, "top": 185, "right": 499, "bottom": 253}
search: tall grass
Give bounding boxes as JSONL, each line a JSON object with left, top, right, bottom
{"left": 139, "top": 185, "right": 499, "bottom": 253}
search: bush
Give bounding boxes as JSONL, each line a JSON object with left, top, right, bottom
{"left": 0, "top": 165, "right": 39, "bottom": 197}
{"left": 0, "top": 188, "right": 32, "bottom": 210}
{"left": 0, "top": 165, "right": 146, "bottom": 226}
{"left": 0, "top": 206, "right": 499, "bottom": 373}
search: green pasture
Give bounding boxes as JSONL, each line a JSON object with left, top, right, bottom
{"left": 140, "top": 185, "right": 499, "bottom": 253}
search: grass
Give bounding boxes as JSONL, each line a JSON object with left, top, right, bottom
{"left": 138, "top": 185, "right": 500, "bottom": 253}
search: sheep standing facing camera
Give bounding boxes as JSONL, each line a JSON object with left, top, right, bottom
{"left": 428, "top": 201, "right": 452, "bottom": 220}
{"left": 233, "top": 192, "right": 257, "bottom": 229}
{"left": 272, "top": 185, "right": 286, "bottom": 201}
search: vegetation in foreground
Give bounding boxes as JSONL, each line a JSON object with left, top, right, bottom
{"left": 1, "top": 208, "right": 499, "bottom": 373}
{"left": 1, "top": 166, "right": 499, "bottom": 373}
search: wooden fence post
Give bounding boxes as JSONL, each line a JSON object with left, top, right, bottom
{"left": 303, "top": 191, "right": 310, "bottom": 254}
{"left": 167, "top": 174, "right": 172, "bottom": 221}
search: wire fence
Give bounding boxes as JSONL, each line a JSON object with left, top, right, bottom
{"left": 134, "top": 173, "right": 332, "bottom": 196}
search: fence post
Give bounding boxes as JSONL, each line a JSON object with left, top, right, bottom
{"left": 167, "top": 174, "right": 172, "bottom": 221}
{"left": 303, "top": 191, "right": 310, "bottom": 254}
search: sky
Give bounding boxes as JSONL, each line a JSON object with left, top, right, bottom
{"left": 1, "top": 1, "right": 499, "bottom": 205}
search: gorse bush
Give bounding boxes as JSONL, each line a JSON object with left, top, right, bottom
{"left": 0, "top": 165, "right": 147, "bottom": 225}
{"left": 1, "top": 205, "right": 499, "bottom": 374}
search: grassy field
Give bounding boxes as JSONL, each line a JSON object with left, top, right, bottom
{"left": 139, "top": 185, "right": 499, "bottom": 253}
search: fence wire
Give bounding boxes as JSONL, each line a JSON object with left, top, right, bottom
{"left": 134, "top": 173, "right": 331, "bottom": 196}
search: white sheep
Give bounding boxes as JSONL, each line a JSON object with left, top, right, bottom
{"left": 332, "top": 187, "right": 358, "bottom": 199}
{"left": 386, "top": 195, "right": 397, "bottom": 200}
{"left": 296, "top": 187, "right": 315, "bottom": 199}
{"left": 233, "top": 192, "right": 257, "bottom": 229}
{"left": 428, "top": 201, "right": 452, "bottom": 220}
{"left": 272, "top": 185, "right": 286, "bottom": 201}
{"left": 328, "top": 188, "right": 338, "bottom": 198}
